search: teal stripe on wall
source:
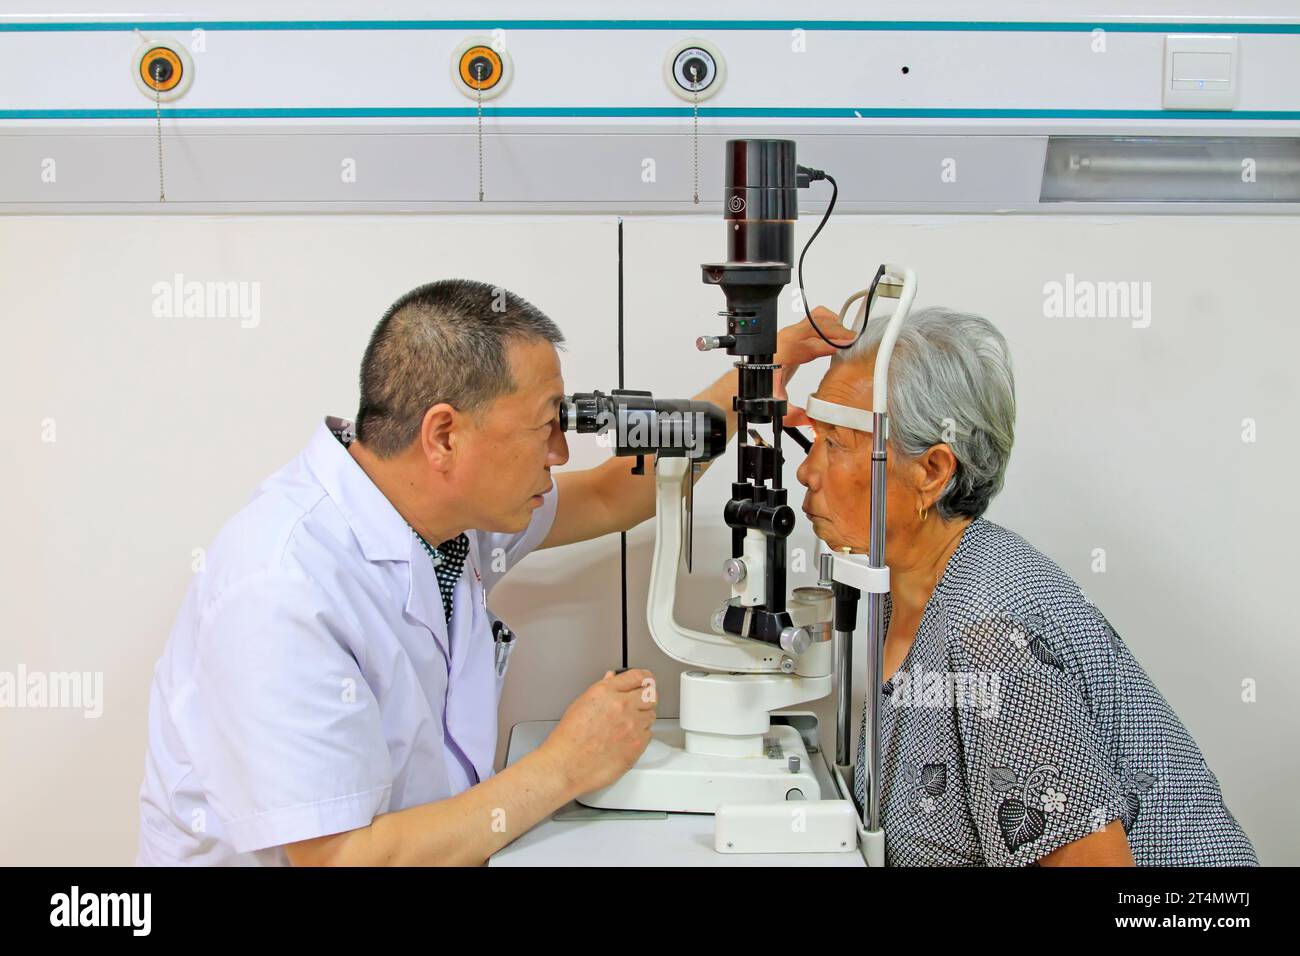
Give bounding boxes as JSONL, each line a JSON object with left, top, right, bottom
{"left": 4, "top": 107, "right": 1300, "bottom": 120}
{"left": 0, "top": 19, "right": 1298, "bottom": 33}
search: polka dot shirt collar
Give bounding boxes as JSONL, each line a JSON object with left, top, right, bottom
{"left": 411, "top": 529, "right": 470, "bottom": 625}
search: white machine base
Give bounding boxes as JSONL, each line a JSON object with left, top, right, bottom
{"left": 577, "top": 722, "right": 820, "bottom": 813}
{"left": 832, "top": 763, "right": 886, "bottom": 866}
{"left": 715, "top": 800, "right": 858, "bottom": 854}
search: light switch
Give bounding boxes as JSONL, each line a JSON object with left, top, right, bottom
{"left": 1164, "top": 35, "right": 1238, "bottom": 110}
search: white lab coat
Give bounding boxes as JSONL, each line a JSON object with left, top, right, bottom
{"left": 136, "top": 417, "right": 558, "bottom": 865}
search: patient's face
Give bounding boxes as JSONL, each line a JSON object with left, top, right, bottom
{"left": 795, "top": 358, "right": 908, "bottom": 553}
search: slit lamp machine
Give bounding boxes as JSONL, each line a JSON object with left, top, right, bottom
{"left": 560, "top": 139, "right": 917, "bottom": 865}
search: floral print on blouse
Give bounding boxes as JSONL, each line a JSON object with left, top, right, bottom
{"left": 853, "top": 517, "right": 1258, "bottom": 867}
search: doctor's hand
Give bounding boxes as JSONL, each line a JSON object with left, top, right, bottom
{"left": 775, "top": 307, "right": 857, "bottom": 427}
{"left": 542, "top": 668, "right": 657, "bottom": 797}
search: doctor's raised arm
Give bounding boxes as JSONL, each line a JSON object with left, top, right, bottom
{"left": 539, "top": 307, "right": 854, "bottom": 550}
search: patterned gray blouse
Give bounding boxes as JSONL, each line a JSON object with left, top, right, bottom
{"left": 854, "top": 517, "right": 1257, "bottom": 867}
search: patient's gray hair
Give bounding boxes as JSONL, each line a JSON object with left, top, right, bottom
{"left": 837, "top": 306, "right": 1016, "bottom": 520}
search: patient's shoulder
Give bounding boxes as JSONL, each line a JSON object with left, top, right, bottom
{"left": 936, "top": 518, "right": 1114, "bottom": 675}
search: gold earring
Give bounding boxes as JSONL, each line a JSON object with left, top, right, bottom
{"left": 918, "top": 504, "right": 928, "bottom": 522}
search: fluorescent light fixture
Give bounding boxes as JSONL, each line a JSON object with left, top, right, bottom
{"left": 1040, "top": 136, "right": 1300, "bottom": 203}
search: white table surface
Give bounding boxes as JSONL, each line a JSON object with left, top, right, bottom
{"left": 489, "top": 719, "right": 867, "bottom": 867}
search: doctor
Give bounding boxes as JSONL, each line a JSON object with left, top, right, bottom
{"left": 137, "top": 278, "right": 849, "bottom": 866}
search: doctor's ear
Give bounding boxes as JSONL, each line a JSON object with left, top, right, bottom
{"left": 418, "top": 403, "right": 458, "bottom": 467}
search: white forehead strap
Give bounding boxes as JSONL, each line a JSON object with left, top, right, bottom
{"left": 804, "top": 395, "right": 887, "bottom": 439}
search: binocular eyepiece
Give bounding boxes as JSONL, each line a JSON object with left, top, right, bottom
{"left": 561, "top": 389, "right": 727, "bottom": 463}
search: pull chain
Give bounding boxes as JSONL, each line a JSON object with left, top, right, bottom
{"left": 475, "top": 62, "right": 485, "bottom": 202}
{"left": 153, "top": 63, "right": 166, "bottom": 202}
{"left": 690, "top": 65, "right": 700, "bottom": 205}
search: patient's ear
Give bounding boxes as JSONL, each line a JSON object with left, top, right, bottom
{"left": 915, "top": 443, "right": 959, "bottom": 501}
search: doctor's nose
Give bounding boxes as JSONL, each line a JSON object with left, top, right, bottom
{"left": 548, "top": 421, "right": 570, "bottom": 467}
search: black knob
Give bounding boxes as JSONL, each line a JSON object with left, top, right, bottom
{"left": 723, "top": 500, "right": 796, "bottom": 538}
{"left": 770, "top": 505, "right": 796, "bottom": 537}
{"left": 681, "top": 56, "right": 709, "bottom": 86}
{"left": 149, "top": 57, "right": 174, "bottom": 84}
{"left": 468, "top": 55, "right": 495, "bottom": 84}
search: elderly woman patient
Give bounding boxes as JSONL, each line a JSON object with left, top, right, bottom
{"left": 792, "top": 306, "right": 1257, "bottom": 867}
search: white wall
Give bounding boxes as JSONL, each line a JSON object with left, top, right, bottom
{"left": 1, "top": 212, "right": 1295, "bottom": 865}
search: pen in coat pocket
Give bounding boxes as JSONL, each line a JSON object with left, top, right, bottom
{"left": 492, "top": 619, "right": 516, "bottom": 678}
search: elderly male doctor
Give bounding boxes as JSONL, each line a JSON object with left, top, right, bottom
{"left": 137, "top": 278, "right": 847, "bottom": 866}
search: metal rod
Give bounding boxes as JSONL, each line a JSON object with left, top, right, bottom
{"left": 771, "top": 413, "right": 782, "bottom": 490}
{"left": 865, "top": 411, "right": 889, "bottom": 831}
{"left": 834, "top": 627, "right": 854, "bottom": 766}
{"left": 617, "top": 218, "right": 628, "bottom": 671}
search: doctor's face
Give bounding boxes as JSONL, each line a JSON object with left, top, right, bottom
{"left": 455, "top": 337, "right": 569, "bottom": 534}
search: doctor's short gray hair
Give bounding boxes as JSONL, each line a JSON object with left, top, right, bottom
{"left": 837, "top": 306, "right": 1016, "bottom": 520}
{"left": 355, "top": 279, "right": 565, "bottom": 458}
